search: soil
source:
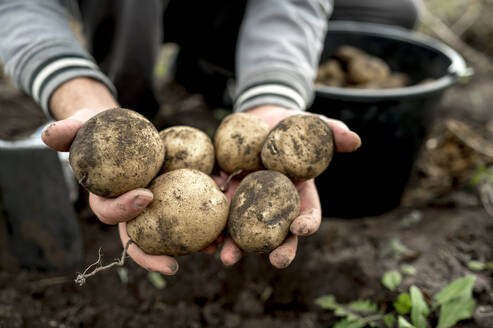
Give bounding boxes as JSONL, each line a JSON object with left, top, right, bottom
{"left": 2, "top": 47, "right": 493, "bottom": 328}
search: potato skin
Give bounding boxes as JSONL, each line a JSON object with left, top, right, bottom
{"left": 69, "top": 108, "right": 164, "bottom": 197}
{"left": 229, "top": 170, "right": 300, "bottom": 254}
{"left": 261, "top": 115, "right": 334, "bottom": 182}
{"left": 159, "top": 126, "right": 215, "bottom": 175}
{"left": 347, "top": 55, "right": 390, "bottom": 84}
{"left": 127, "top": 169, "right": 229, "bottom": 256}
{"left": 214, "top": 113, "right": 270, "bottom": 173}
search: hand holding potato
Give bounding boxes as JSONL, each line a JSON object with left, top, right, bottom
{"left": 41, "top": 108, "right": 180, "bottom": 276}
{"left": 218, "top": 105, "right": 361, "bottom": 269}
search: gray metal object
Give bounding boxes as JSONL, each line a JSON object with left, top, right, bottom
{"left": 0, "top": 125, "right": 83, "bottom": 271}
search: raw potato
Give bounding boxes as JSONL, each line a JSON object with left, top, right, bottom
{"left": 261, "top": 115, "right": 334, "bottom": 182}
{"left": 316, "top": 59, "right": 346, "bottom": 87}
{"left": 214, "top": 113, "right": 270, "bottom": 173}
{"left": 317, "top": 45, "right": 412, "bottom": 89}
{"left": 127, "top": 169, "right": 229, "bottom": 256}
{"left": 334, "top": 45, "right": 368, "bottom": 62}
{"left": 229, "top": 170, "right": 300, "bottom": 253}
{"left": 159, "top": 126, "right": 214, "bottom": 175}
{"left": 69, "top": 108, "right": 164, "bottom": 197}
{"left": 347, "top": 55, "right": 390, "bottom": 84}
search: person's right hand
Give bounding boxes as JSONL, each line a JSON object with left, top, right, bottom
{"left": 41, "top": 108, "right": 179, "bottom": 275}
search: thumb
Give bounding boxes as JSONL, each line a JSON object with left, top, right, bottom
{"left": 41, "top": 118, "right": 85, "bottom": 152}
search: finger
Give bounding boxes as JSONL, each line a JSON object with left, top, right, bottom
{"left": 318, "top": 116, "right": 361, "bottom": 153}
{"left": 291, "top": 180, "right": 322, "bottom": 236}
{"left": 220, "top": 237, "right": 243, "bottom": 266}
{"left": 269, "top": 235, "right": 298, "bottom": 269}
{"left": 200, "top": 243, "right": 217, "bottom": 255}
{"left": 90, "top": 188, "right": 153, "bottom": 225}
{"left": 41, "top": 118, "right": 85, "bottom": 152}
{"left": 119, "top": 223, "right": 179, "bottom": 275}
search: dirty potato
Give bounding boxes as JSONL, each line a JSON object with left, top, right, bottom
{"left": 347, "top": 55, "right": 390, "bottom": 84}
{"left": 261, "top": 114, "right": 334, "bottom": 182}
{"left": 229, "top": 170, "right": 300, "bottom": 253}
{"left": 214, "top": 113, "right": 270, "bottom": 173}
{"left": 127, "top": 169, "right": 229, "bottom": 256}
{"left": 159, "top": 126, "right": 215, "bottom": 175}
{"left": 69, "top": 108, "right": 164, "bottom": 197}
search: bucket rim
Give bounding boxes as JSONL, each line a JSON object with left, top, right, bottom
{"left": 315, "top": 21, "right": 468, "bottom": 101}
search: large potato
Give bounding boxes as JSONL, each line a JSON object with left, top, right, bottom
{"left": 214, "top": 113, "right": 270, "bottom": 173}
{"left": 127, "top": 169, "right": 229, "bottom": 256}
{"left": 159, "top": 126, "right": 214, "bottom": 175}
{"left": 261, "top": 114, "right": 334, "bottom": 182}
{"left": 69, "top": 108, "right": 164, "bottom": 197}
{"left": 229, "top": 170, "right": 300, "bottom": 253}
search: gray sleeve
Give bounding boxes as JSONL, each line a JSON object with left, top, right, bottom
{"left": 234, "top": 0, "right": 332, "bottom": 112}
{"left": 0, "top": 0, "right": 116, "bottom": 118}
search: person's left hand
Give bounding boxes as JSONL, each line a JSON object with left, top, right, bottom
{"left": 215, "top": 105, "right": 362, "bottom": 268}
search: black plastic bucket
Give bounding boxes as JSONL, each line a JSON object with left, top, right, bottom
{"left": 309, "top": 22, "right": 468, "bottom": 218}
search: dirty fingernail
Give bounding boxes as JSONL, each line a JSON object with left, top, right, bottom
{"left": 134, "top": 194, "right": 153, "bottom": 210}
{"left": 271, "top": 253, "right": 291, "bottom": 269}
{"left": 167, "top": 262, "right": 178, "bottom": 274}
{"left": 292, "top": 223, "right": 308, "bottom": 235}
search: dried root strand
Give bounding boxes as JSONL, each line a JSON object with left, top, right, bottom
{"left": 75, "top": 240, "right": 133, "bottom": 286}
{"left": 220, "top": 169, "right": 243, "bottom": 192}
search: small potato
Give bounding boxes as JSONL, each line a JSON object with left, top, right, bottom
{"left": 347, "top": 55, "right": 391, "bottom": 84}
{"left": 214, "top": 113, "right": 270, "bottom": 173}
{"left": 159, "top": 126, "right": 214, "bottom": 175}
{"left": 127, "top": 169, "right": 229, "bottom": 256}
{"left": 334, "top": 45, "right": 368, "bottom": 63}
{"left": 261, "top": 115, "right": 334, "bottom": 182}
{"left": 69, "top": 108, "right": 164, "bottom": 197}
{"left": 229, "top": 170, "right": 300, "bottom": 253}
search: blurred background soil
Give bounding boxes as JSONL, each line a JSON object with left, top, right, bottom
{"left": 1, "top": 1, "right": 493, "bottom": 327}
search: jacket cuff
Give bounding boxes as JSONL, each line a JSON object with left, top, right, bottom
{"left": 234, "top": 69, "right": 313, "bottom": 113}
{"left": 18, "top": 46, "right": 116, "bottom": 118}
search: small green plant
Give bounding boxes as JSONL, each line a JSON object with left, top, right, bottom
{"left": 315, "top": 275, "right": 476, "bottom": 328}
{"left": 467, "top": 260, "right": 493, "bottom": 271}
{"left": 382, "top": 270, "right": 402, "bottom": 291}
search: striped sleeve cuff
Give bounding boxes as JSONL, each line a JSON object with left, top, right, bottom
{"left": 234, "top": 69, "right": 313, "bottom": 113}
{"left": 19, "top": 50, "right": 116, "bottom": 118}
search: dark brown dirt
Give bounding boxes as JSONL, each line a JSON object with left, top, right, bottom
{"left": 1, "top": 61, "right": 493, "bottom": 328}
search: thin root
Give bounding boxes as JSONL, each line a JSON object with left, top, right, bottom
{"left": 220, "top": 169, "right": 243, "bottom": 191}
{"left": 75, "top": 240, "right": 133, "bottom": 286}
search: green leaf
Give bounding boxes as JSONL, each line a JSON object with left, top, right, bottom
{"left": 383, "top": 314, "right": 396, "bottom": 328}
{"left": 400, "top": 264, "right": 417, "bottom": 276}
{"left": 381, "top": 239, "right": 410, "bottom": 259}
{"left": 467, "top": 260, "right": 485, "bottom": 271}
{"left": 147, "top": 272, "right": 166, "bottom": 289}
{"left": 116, "top": 267, "right": 129, "bottom": 284}
{"left": 400, "top": 210, "right": 423, "bottom": 228}
{"left": 410, "top": 286, "right": 429, "bottom": 328}
{"left": 434, "top": 275, "right": 477, "bottom": 328}
{"left": 382, "top": 270, "right": 402, "bottom": 291}
{"left": 434, "top": 275, "right": 476, "bottom": 306}
{"left": 315, "top": 295, "right": 338, "bottom": 310}
{"left": 471, "top": 165, "right": 488, "bottom": 185}
{"left": 398, "top": 316, "right": 416, "bottom": 328}
{"left": 485, "top": 261, "right": 493, "bottom": 270}
{"left": 333, "top": 318, "right": 367, "bottom": 328}
{"left": 393, "top": 293, "right": 412, "bottom": 315}
{"left": 437, "top": 297, "right": 476, "bottom": 328}
{"left": 348, "top": 300, "right": 378, "bottom": 314}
